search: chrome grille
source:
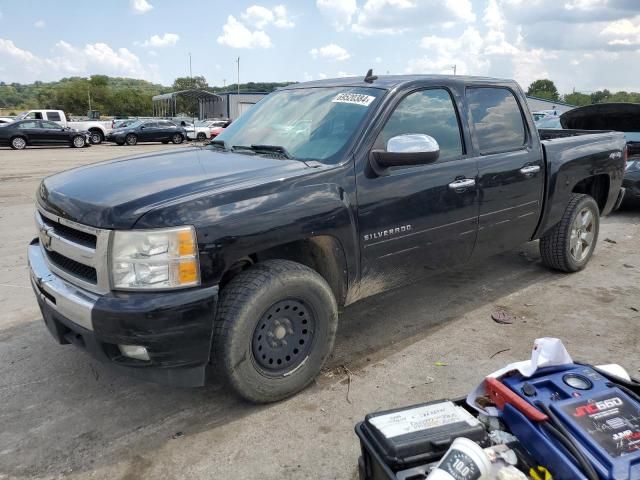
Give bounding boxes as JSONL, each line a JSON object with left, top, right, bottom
{"left": 35, "top": 207, "right": 111, "bottom": 294}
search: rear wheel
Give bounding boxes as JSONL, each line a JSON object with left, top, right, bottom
{"left": 89, "top": 130, "right": 103, "bottom": 144}
{"left": 10, "top": 136, "right": 27, "bottom": 150}
{"left": 172, "top": 133, "right": 184, "bottom": 144}
{"left": 196, "top": 132, "right": 207, "bottom": 141}
{"left": 213, "top": 260, "right": 338, "bottom": 403}
{"left": 125, "top": 133, "right": 137, "bottom": 146}
{"left": 540, "top": 193, "right": 600, "bottom": 272}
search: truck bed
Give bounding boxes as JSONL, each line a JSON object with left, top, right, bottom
{"left": 538, "top": 128, "right": 612, "bottom": 140}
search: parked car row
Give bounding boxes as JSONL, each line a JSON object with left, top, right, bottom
{"left": 105, "top": 119, "right": 187, "bottom": 146}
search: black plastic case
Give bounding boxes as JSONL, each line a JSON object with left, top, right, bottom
{"left": 356, "top": 399, "right": 488, "bottom": 478}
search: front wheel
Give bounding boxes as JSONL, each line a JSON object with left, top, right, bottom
{"left": 71, "top": 135, "right": 86, "bottom": 148}
{"left": 172, "top": 133, "right": 184, "bottom": 144}
{"left": 125, "top": 133, "right": 137, "bottom": 146}
{"left": 540, "top": 193, "right": 600, "bottom": 272}
{"left": 213, "top": 260, "right": 338, "bottom": 403}
{"left": 196, "top": 132, "right": 207, "bottom": 141}
{"left": 10, "top": 136, "right": 27, "bottom": 150}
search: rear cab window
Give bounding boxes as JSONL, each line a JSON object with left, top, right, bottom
{"left": 46, "top": 111, "right": 62, "bottom": 122}
{"left": 466, "top": 87, "right": 527, "bottom": 154}
{"left": 374, "top": 88, "right": 464, "bottom": 162}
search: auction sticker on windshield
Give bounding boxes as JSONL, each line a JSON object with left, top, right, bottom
{"left": 332, "top": 93, "right": 376, "bottom": 106}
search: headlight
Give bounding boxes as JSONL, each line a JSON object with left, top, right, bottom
{"left": 110, "top": 226, "right": 200, "bottom": 290}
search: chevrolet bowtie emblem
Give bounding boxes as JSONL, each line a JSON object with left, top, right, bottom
{"left": 40, "top": 225, "right": 54, "bottom": 249}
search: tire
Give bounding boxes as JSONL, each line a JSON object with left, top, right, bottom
{"left": 125, "top": 133, "right": 137, "bottom": 146}
{"left": 196, "top": 132, "right": 207, "bottom": 141}
{"left": 89, "top": 130, "right": 103, "bottom": 144}
{"left": 213, "top": 259, "right": 338, "bottom": 403}
{"left": 115, "top": 139, "right": 125, "bottom": 146}
{"left": 172, "top": 133, "right": 184, "bottom": 144}
{"left": 540, "top": 193, "right": 600, "bottom": 272}
{"left": 71, "top": 135, "right": 86, "bottom": 148}
{"left": 10, "top": 136, "right": 27, "bottom": 150}
{"left": 161, "top": 140, "right": 169, "bottom": 144}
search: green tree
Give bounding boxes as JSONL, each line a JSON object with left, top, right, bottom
{"left": 562, "top": 92, "right": 592, "bottom": 106}
{"left": 590, "top": 89, "right": 611, "bottom": 104}
{"left": 527, "top": 79, "right": 560, "bottom": 101}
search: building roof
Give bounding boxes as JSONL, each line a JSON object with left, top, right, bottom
{"left": 152, "top": 89, "right": 222, "bottom": 102}
{"left": 525, "top": 95, "right": 576, "bottom": 107}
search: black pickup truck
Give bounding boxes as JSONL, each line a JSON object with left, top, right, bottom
{"left": 28, "top": 75, "right": 626, "bottom": 402}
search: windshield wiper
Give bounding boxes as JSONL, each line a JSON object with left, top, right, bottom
{"left": 210, "top": 139, "right": 228, "bottom": 150}
{"left": 250, "top": 144, "right": 292, "bottom": 159}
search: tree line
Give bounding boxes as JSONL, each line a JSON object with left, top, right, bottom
{"left": 0, "top": 75, "right": 294, "bottom": 117}
{"left": 526, "top": 79, "right": 640, "bottom": 106}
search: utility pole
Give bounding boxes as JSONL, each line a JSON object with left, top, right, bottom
{"left": 189, "top": 52, "right": 193, "bottom": 85}
{"left": 452, "top": 64, "right": 457, "bottom": 76}
{"left": 236, "top": 57, "right": 240, "bottom": 95}
{"left": 223, "top": 78, "right": 226, "bottom": 89}
{"left": 87, "top": 89, "right": 92, "bottom": 113}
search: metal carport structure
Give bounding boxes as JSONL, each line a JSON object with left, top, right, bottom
{"left": 151, "top": 89, "right": 222, "bottom": 120}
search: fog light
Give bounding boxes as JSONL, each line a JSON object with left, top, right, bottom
{"left": 118, "top": 344, "right": 150, "bottom": 361}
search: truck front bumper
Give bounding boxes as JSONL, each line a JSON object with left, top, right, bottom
{"left": 28, "top": 240, "right": 218, "bottom": 387}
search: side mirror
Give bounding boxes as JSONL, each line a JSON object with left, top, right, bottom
{"left": 140, "top": 125, "right": 145, "bottom": 130}
{"left": 369, "top": 134, "right": 440, "bottom": 176}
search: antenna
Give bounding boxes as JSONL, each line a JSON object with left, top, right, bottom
{"left": 364, "top": 68, "right": 378, "bottom": 84}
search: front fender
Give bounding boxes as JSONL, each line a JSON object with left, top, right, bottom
{"left": 136, "top": 183, "right": 359, "bottom": 288}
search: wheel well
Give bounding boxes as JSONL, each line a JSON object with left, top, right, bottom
{"left": 572, "top": 174, "right": 609, "bottom": 212}
{"left": 88, "top": 128, "right": 103, "bottom": 136}
{"left": 220, "top": 236, "right": 348, "bottom": 306}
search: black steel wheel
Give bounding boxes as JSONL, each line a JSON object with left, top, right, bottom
{"left": 213, "top": 259, "right": 338, "bottom": 403}
{"left": 251, "top": 299, "right": 316, "bottom": 375}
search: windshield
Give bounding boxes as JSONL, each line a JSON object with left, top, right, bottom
{"left": 536, "top": 117, "right": 562, "bottom": 129}
{"left": 213, "top": 87, "right": 384, "bottom": 164}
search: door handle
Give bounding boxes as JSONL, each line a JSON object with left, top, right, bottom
{"left": 448, "top": 178, "right": 476, "bottom": 192}
{"left": 520, "top": 165, "right": 541, "bottom": 176}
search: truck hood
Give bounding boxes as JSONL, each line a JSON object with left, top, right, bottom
{"left": 560, "top": 103, "right": 640, "bottom": 132}
{"left": 38, "top": 147, "right": 317, "bottom": 229}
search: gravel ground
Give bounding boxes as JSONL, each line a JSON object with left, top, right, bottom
{"left": 0, "top": 144, "right": 638, "bottom": 479}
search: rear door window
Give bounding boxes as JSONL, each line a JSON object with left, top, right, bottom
{"left": 466, "top": 87, "right": 526, "bottom": 154}
{"left": 46, "top": 111, "right": 62, "bottom": 121}
{"left": 41, "top": 121, "right": 61, "bottom": 129}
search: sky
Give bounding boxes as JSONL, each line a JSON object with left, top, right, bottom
{"left": 0, "top": 0, "right": 639, "bottom": 94}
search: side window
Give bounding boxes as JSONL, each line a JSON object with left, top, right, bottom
{"left": 18, "top": 121, "right": 38, "bottom": 129}
{"left": 161, "top": 121, "right": 176, "bottom": 128}
{"left": 375, "top": 89, "right": 463, "bottom": 161}
{"left": 41, "top": 121, "right": 61, "bottom": 129}
{"left": 144, "top": 122, "right": 157, "bottom": 128}
{"left": 47, "top": 111, "right": 61, "bottom": 121}
{"left": 466, "top": 87, "right": 526, "bottom": 154}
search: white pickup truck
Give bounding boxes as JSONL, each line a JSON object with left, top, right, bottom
{"left": 15, "top": 110, "right": 111, "bottom": 144}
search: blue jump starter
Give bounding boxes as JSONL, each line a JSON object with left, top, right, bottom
{"left": 499, "top": 364, "right": 640, "bottom": 480}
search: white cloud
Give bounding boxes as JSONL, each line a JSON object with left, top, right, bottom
{"left": 316, "top": 0, "right": 357, "bottom": 30}
{"left": 217, "top": 15, "right": 272, "bottom": 49}
{"left": 148, "top": 50, "right": 158, "bottom": 56}
{"left": 273, "top": 5, "right": 295, "bottom": 28}
{"left": 34, "top": 20, "right": 45, "bottom": 28}
{"left": 352, "top": 0, "right": 476, "bottom": 35}
{"left": 318, "top": 72, "right": 328, "bottom": 79}
{"left": 601, "top": 17, "right": 640, "bottom": 47}
{"left": 131, "top": 0, "right": 153, "bottom": 14}
{"left": 0, "top": 38, "right": 154, "bottom": 82}
{"left": 375, "top": 56, "right": 382, "bottom": 63}
{"left": 241, "top": 4, "right": 294, "bottom": 29}
{"left": 310, "top": 43, "right": 351, "bottom": 61}
{"left": 139, "top": 33, "right": 180, "bottom": 47}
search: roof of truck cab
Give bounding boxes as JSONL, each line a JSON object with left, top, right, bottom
{"left": 280, "top": 74, "right": 517, "bottom": 90}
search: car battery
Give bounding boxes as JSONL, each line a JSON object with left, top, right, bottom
{"left": 500, "top": 365, "right": 640, "bottom": 480}
{"left": 355, "top": 399, "right": 488, "bottom": 479}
